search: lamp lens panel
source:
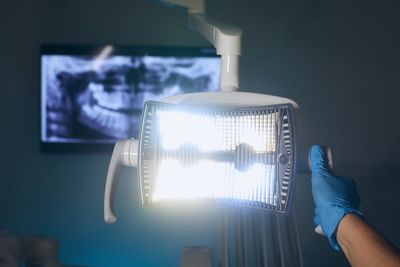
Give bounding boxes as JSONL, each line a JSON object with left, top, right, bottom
{"left": 139, "top": 101, "right": 296, "bottom": 212}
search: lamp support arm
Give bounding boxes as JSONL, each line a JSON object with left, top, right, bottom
{"left": 162, "top": 0, "right": 242, "bottom": 91}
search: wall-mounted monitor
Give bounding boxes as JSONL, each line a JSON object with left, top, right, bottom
{"left": 40, "top": 45, "right": 221, "bottom": 151}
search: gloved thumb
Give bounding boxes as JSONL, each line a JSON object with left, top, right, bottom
{"left": 310, "top": 145, "right": 331, "bottom": 175}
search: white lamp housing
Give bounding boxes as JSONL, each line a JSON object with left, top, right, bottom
{"left": 104, "top": 92, "right": 303, "bottom": 223}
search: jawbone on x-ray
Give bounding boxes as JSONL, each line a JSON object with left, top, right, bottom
{"left": 42, "top": 55, "right": 220, "bottom": 143}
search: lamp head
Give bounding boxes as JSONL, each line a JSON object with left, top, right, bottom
{"left": 104, "top": 92, "right": 305, "bottom": 223}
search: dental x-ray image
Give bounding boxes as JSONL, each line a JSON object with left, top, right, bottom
{"left": 41, "top": 45, "right": 220, "bottom": 146}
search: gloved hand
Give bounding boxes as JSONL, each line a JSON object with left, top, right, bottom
{"left": 310, "top": 145, "right": 362, "bottom": 251}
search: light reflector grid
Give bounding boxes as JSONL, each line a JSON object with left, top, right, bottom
{"left": 139, "top": 102, "right": 295, "bottom": 211}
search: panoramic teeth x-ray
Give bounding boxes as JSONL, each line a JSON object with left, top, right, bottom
{"left": 41, "top": 49, "right": 220, "bottom": 144}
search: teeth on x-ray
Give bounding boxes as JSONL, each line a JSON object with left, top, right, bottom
{"left": 42, "top": 54, "right": 220, "bottom": 142}
{"left": 92, "top": 86, "right": 135, "bottom": 111}
{"left": 79, "top": 104, "right": 132, "bottom": 139}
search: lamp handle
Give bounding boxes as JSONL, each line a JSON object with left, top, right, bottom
{"left": 104, "top": 139, "right": 139, "bottom": 224}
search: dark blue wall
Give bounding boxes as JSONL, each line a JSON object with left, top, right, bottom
{"left": 1, "top": 0, "right": 399, "bottom": 266}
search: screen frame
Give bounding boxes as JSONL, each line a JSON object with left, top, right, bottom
{"left": 40, "top": 44, "right": 220, "bottom": 153}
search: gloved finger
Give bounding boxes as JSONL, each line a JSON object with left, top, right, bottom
{"left": 313, "top": 207, "right": 321, "bottom": 226}
{"left": 310, "top": 145, "right": 332, "bottom": 176}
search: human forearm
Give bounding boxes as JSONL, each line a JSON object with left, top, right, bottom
{"left": 337, "top": 213, "right": 400, "bottom": 267}
{"left": 310, "top": 145, "right": 400, "bottom": 266}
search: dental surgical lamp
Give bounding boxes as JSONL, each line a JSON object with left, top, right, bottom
{"left": 104, "top": 0, "right": 308, "bottom": 224}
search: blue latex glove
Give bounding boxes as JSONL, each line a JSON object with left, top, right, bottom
{"left": 310, "top": 145, "right": 362, "bottom": 251}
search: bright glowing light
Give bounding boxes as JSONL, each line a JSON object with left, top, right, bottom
{"left": 157, "top": 110, "right": 277, "bottom": 152}
{"left": 139, "top": 102, "right": 295, "bottom": 211}
{"left": 145, "top": 107, "right": 283, "bottom": 206}
{"left": 152, "top": 159, "right": 275, "bottom": 204}
{"left": 158, "top": 111, "right": 219, "bottom": 151}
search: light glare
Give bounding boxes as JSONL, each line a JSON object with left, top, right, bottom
{"left": 158, "top": 110, "right": 277, "bottom": 152}
{"left": 139, "top": 102, "right": 296, "bottom": 212}
{"left": 153, "top": 159, "right": 275, "bottom": 204}
{"left": 158, "top": 111, "right": 218, "bottom": 151}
